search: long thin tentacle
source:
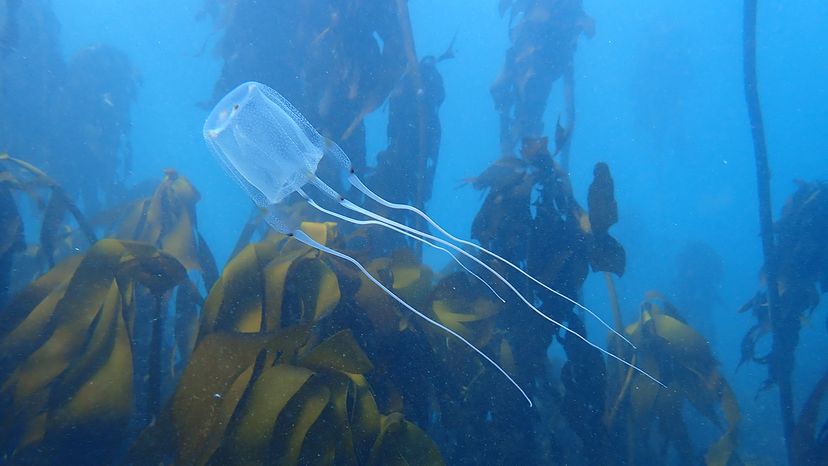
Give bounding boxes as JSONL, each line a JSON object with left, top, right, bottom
{"left": 289, "top": 229, "right": 533, "bottom": 406}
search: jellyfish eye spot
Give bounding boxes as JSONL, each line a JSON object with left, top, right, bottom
{"left": 233, "top": 104, "right": 240, "bottom": 110}
{"left": 338, "top": 195, "right": 345, "bottom": 202}
{"left": 349, "top": 166, "right": 355, "bottom": 174}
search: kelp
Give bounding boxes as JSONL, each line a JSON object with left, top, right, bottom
{"left": 0, "top": 165, "right": 205, "bottom": 436}
{"left": 586, "top": 162, "right": 626, "bottom": 276}
{"left": 0, "top": 161, "right": 25, "bottom": 306}
{"left": 222, "top": 235, "right": 444, "bottom": 425}
{"left": 127, "top": 302, "right": 443, "bottom": 465}
{"left": 59, "top": 44, "right": 141, "bottom": 211}
{"left": 0, "top": 152, "right": 756, "bottom": 465}
{"left": 470, "top": 139, "right": 624, "bottom": 282}
{"left": 465, "top": 143, "right": 741, "bottom": 466}
{"left": 366, "top": 51, "right": 448, "bottom": 256}
{"left": 353, "top": 249, "right": 433, "bottom": 335}
{"left": 608, "top": 294, "right": 740, "bottom": 466}
{"left": 738, "top": 180, "right": 828, "bottom": 462}
{"left": 112, "top": 168, "right": 217, "bottom": 287}
{"left": 103, "top": 169, "right": 219, "bottom": 379}
{"left": 554, "top": 161, "right": 626, "bottom": 465}
{"left": 469, "top": 152, "right": 536, "bottom": 263}
{"left": 739, "top": 181, "right": 828, "bottom": 370}
{"left": 470, "top": 137, "right": 560, "bottom": 263}
{"left": 425, "top": 270, "right": 507, "bottom": 414}
{"left": 0, "top": 239, "right": 185, "bottom": 464}
{"left": 0, "top": 153, "right": 97, "bottom": 284}
{"left": 336, "top": 246, "right": 449, "bottom": 430}
{"left": 790, "top": 369, "right": 828, "bottom": 465}
{"left": 492, "top": 0, "right": 593, "bottom": 156}
{"left": 0, "top": 0, "right": 66, "bottom": 204}
{"left": 198, "top": 221, "right": 440, "bottom": 435}
{"left": 1, "top": 2, "right": 792, "bottom": 462}
{"left": 467, "top": 141, "right": 632, "bottom": 463}
{"left": 200, "top": 222, "right": 340, "bottom": 336}
{"left": 431, "top": 272, "right": 501, "bottom": 349}
{"left": 202, "top": 0, "right": 441, "bottom": 252}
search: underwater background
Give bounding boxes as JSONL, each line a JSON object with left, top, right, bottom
{"left": 1, "top": 0, "right": 827, "bottom": 464}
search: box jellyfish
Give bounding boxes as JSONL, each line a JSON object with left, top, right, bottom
{"left": 203, "top": 82, "right": 661, "bottom": 406}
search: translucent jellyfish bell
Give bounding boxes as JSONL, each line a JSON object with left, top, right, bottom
{"left": 204, "top": 82, "right": 324, "bottom": 206}
{"left": 203, "top": 81, "right": 662, "bottom": 407}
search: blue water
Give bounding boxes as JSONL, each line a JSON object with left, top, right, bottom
{"left": 3, "top": 0, "right": 828, "bottom": 464}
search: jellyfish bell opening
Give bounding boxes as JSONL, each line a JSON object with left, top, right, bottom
{"left": 203, "top": 81, "right": 255, "bottom": 137}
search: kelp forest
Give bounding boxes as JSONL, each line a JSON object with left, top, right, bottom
{"left": 0, "top": 1, "right": 826, "bottom": 465}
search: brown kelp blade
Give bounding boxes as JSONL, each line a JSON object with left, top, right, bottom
{"left": 126, "top": 326, "right": 443, "bottom": 466}
{"left": 0, "top": 239, "right": 188, "bottom": 464}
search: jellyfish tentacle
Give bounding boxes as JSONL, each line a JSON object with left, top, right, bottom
{"left": 346, "top": 171, "right": 635, "bottom": 350}
{"left": 289, "top": 229, "right": 533, "bottom": 407}
{"left": 310, "top": 178, "right": 664, "bottom": 388}
{"left": 296, "top": 188, "right": 506, "bottom": 302}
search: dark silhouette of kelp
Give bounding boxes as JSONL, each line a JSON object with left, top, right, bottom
{"left": 366, "top": 53, "right": 448, "bottom": 256}
{"left": 739, "top": 181, "right": 828, "bottom": 465}
{"left": 492, "top": 0, "right": 593, "bottom": 160}
{"left": 742, "top": 1, "right": 828, "bottom": 461}
{"left": 58, "top": 45, "right": 141, "bottom": 212}
{"left": 0, "top": 161, "right": 25, "bottom": 307}
{"left": 0, "top": 1, "right": 140, "bottom": 213}
{"left": 791, "top": 369, "right": 828, "bottom": 465}
{"left": 0, "top": 154, "right": 98, "bottom": 282}
{"left": 464, "top": 135, "right": 623, "bottom": 463}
